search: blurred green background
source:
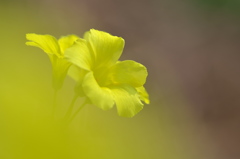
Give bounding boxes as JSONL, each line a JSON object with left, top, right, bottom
{"left": 1, "top": 0, "right": 240, "bottom": 159}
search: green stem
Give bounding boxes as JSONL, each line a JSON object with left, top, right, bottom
{"left": 67, "top": 99, "right": 88, "bottom": 124}
{"left": 63, "top": 94, "right": 79, "bottom": 121}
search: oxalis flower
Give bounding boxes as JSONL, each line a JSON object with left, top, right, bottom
{"left": 65, "top": 29, "right": 149, "bottom": 117}
{"left": 26, "top": 33, "right": 79, "bottom": 90}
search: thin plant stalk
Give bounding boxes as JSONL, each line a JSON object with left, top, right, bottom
{"left": 67, "top": 99, "right": 88, "bottom": 124}
{"left": 63, "top": 94, "right": 79, "bottom": 121}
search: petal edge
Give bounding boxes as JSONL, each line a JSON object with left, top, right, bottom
{"left": 26, "top": 33, "right": 61, "bottom": 57}
{"left": 110, "top": 85, "right": 143, "bottom": 117}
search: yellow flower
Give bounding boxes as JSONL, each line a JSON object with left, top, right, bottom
{"left": 26, "top": 34, "right": 79, "bottom": 90}
{"left": 65, "top": 29, "right": 149, "bottom": 117}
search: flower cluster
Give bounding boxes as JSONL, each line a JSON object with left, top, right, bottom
{"left": 26, "top": 29, "right": 149, "bottom": 117}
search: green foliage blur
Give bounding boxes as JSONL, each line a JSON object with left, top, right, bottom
{"left": 0, "top": 1, "right": 211, "bottom": 159}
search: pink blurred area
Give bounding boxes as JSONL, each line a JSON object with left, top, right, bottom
{"left": 1, "top": 0, "right": 240, "bottom": 158}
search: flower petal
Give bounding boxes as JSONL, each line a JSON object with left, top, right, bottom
{"left": 26, "top": 33, "right": 61, "bottom": 57}
{"left": 68, "top": 65, "right": 87, "bottom": 96}
{"left": 58, "top": 35, "right": 79, "bottom": 54}
{"left": 48, "top": 54, "right": 71, "bottom": 90}
{"left": 65, "top": 39, "right": 94, "bottom": 71}
{"left": 82, "top": 72, "right": 114, "bottom": 110}
{"left": 52, "top": 62, "right": 71, "bottom": 89}
{"left": 105, "top": 60, "right": 148, "bottom": 87}
{"left": 67, "top": 65, "right": 84, "bottom": 81}
{"left": 84, "top": 29, "right": 125, "bottom": 69}
{"left": 110, "top": 85, "right": 143, "bottom": 117}
{"left": 136, "top": 86, "right": 150, "bottom": 104}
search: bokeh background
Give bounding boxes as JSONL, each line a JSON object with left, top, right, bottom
{"left": 1, "top": 0, "right": 240, "bottom": 158}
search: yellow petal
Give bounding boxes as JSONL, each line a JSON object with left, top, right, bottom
{"left": 84, "top": 29, "right": 125, "bottom": 70}
{"left": 68, "top": 65, "right": 84, "bottom": 81}
{"left": 136, "top": 86, "right": 150, "bottom": 104}
{"left": 58, "top": 35, "right": 79, "bottom": 54}
{"left": 110, "top": 85, "right": 143, "bottom": 117}
{"left": 26, "top": 33, "right": 61, "bottom": 57}
{"left": 68, "top": 65, "right": 87, "bottom": 96}
{"left": 82, "top": 72, "right": 114, "bottom": 110}
{"left": 49, "top": 54, "right": 71, "bottom": 90}
{"left": 105, "top": 60, "right": 148, "bottom": 87}
{"left": 65, "top": 39, "right": 94, "bottom": 71}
